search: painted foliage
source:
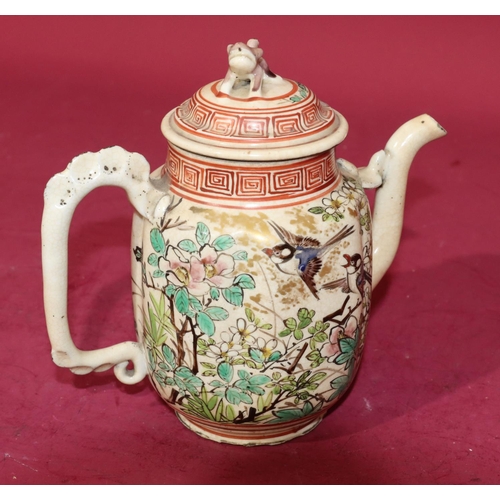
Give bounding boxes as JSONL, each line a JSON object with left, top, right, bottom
{"left": 133, "top": 173, "right": 372, "bottom": 426}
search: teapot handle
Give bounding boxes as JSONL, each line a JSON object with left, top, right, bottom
{"left": 42, "top": 146, "right": 171, "bottom": 385}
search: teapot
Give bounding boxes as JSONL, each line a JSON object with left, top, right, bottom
{"left": 42, "top": 39, "right": 446, "bottom": 445}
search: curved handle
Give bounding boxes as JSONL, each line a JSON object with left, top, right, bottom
{"left": 42, "top": 146, "right": 171, "bottom": 384}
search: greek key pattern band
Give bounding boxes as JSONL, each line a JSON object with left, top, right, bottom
{"left": 163, "top": 146, "right": 340, "bottom": 209}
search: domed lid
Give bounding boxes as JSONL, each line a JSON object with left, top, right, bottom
{"left": 161, "top": 39, "right": 348, "bottom": 161}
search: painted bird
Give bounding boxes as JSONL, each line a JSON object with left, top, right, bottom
{"left": 263, "top": 221, "right": 355, "bottom": 299}
{"left": 322, "top": 253, "right": 372, "bottom": 297}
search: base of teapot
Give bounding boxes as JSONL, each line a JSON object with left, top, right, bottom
{"left": 176, "top": 410, "right": 325, "bottom": 446}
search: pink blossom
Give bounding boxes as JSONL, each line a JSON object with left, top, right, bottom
{"left": 324, "top": 316, "right": 357, "bottom": 362}
{"left": 198, "top": 245, "right": 235, "bottom": 289}
{"left": 160, "top": 247, "right": 211, "bottom": 296}
{"left": 160, "top": 245, "right": 235, "bottom": 296}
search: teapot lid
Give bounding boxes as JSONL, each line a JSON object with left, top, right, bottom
{"left": 161, "top": 39, "right": 348, "bottom": 161}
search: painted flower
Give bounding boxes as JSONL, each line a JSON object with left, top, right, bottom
{"left": 198, "top": 245, "right": 235, "bottom": 289}
{"left": 160, "top": 245, "right": 236, "bottom": 296}
{"left": 229, "top": 318, "right": 258, "bottom": 343}
{"left": 324, "top": 315, "right": 358, "bottom": 362}
{"left": 341, "top": 177, "right": 364, "bottom": 196}
{"left": 339, "top": 183, "right": 358, "bottom": 204}
{"left": 254, "top": 337, "right": 278, "bottom": 361}
{"left": 206, "top": 332, "right": 243, "bottom": 362}
{"left": 322, "top": 193, "right": 346, "bottom": 214}
{"left": 160, "top": 247, "right": 211, "bottom": 296}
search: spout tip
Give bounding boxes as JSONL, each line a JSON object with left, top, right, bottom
{"left": 420, "top": 113, "right": 447, "bottom": 137}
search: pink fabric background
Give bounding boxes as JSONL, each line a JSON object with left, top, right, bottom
{"left": 1, "top": 16, "right": 499, "bottom": 484}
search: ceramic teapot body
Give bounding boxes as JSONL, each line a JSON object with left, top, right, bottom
{"left": 42, "top": 40, "right": 445, "bottom": 445}
{"left": 133, "top": 148, "right": 372, "bottom": 444}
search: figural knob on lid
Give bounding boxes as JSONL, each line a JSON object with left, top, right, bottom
{"left": 161, "top": 39, "right": 348, "bottom": 161}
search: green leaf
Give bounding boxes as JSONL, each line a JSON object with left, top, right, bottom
{"left": 209, "top": 380, "right": 224, "bottom": 388}
{"left": 308, "top": 207, "right": 325, "bottom": 215}
{"left": 147, "top": 253, "right": 159, "bottom": 267}
{"left": 214, "top": 399, "right": 224, "bottom": 421}
{"left": 308, "top": 371, "right": 328, "bottom": 384}
{"left": 197, "top": 337, "right": 208, "bottom": 349}
{"left": 226, "top": 404, "right": 236, "bottom": 421}
{"left": 210, "top": 287, "right": 220, "bottom": 300}
{"left": 174, "top": 287, "right": 189, "bottom": 315}
{"left": 339, "top": 337, "right": 357, "bottom": 353}
{"left": 162, "top": 345, "right": 176, "bottom": 371}
{"left": 150, "top": 228, "right": 166, "bottom": 254}
{"left": 189, "top": 295, "right": 203, "bottom": 312}
{"left": 212, "top": 235, "right": 235, "bottom": 251}
{"left": 204, "top": 306, "right": 229, "bottom": 321}
{"left": 200, "top": 399, "right": 216, "bottom": 421}
{"left": 195, "top": 222, "right": 211, "bottom": 246}
{"left": 335, "top": 352, "right": 353, "bottom": 366}
{"left": 222, "top": 286, "right": 243, "bottom": 307}
{"left": 306, "top": 350, "right": 320, "bottom": 361}
{"left": 234, "top": 379, "right": 250, "bottom": 391}
{"left": 248, "top": 385, "right": 264, "bottom": 396}
{"left": 248, "top": 374, "right": 272, "bottom": 386}
{"left": 233, "top": 273, "right": 256, "bottom": 290}
{"left": 313, "top": 332, "right": 328, "bottom": 343}
{"left": 293, "top": 329, "right": 304, "bottom": 340}
{"left": 201, "top": 361, "right": 216, "bottom": 370}
{"left": 232, "top": 250, "right": 248, "bottom": 261}
{"left": 285, "top": 318, "right": 297, "bottom": 329}
{"left": 329, "top": 375, "right": 349, "bottom": 401}
{"left": 174, "top": 367, "right": 203, "bottom": 395}
{"left": 225, "top": 388, "right": 242, "bottom": 405}
{"left": 298, "top": 371, "right": 311, "bottom": 385}
{"left": 178, "top": 239, "right": 198, "bottom": 254}
{"left": 196, "top": 312, "right": 215, "bottom": 337}
{"left": 153, "top": 269, "right": 165, "bottom": 278}
{"left": 272, "top": 408, "right": 304, "bottom": 422}
{"left": 278, "top": 328, "right": 292, "bottom": 337}
{"left": 260, "top": 323, "right": 272, "bottom": 330}
{"left": 207, "top": 395, "right": 218, "bottom": 411}
{"left": 268, "top": 351, "right": 281, "bottom": 362}
{"left": 147, "top": 305, "right": 158, "bottom": 341}
{"left": 298, "top": 318, "right": 312, "bottom": 329}
{"left": 245, "top": 308, "right": 255, "bottom": 322}
{"left": 249, "top": 348, "right": 264, "bottom": 364}
{"left": 297, "top": 308, "right": 312, "bottom": 321}
{"left": 238, "top": 391, "right": 254, "bottom": 404}
{"left": 257, "top": 395, "right": 265, "bottom": 412}
{"left": 202, "top": 369, "right": 217, "bottom": 377}
{"left": 238, "top": 370, "right": 250, "bottom": 380}
{"left": 217, "top": 362, "right": 234, "bottom": 384}
{"left": 303, "top": 401, "right": 314, "bottom": 415}
{"left": 165, "top": 284, "right": 176, "bottom": 297}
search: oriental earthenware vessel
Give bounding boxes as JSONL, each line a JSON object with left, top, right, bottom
{"left": 42, "top": 39, "right": 446, "bottom": 445}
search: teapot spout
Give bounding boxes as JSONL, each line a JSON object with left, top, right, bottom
{"left": 359, "top": 114, "right": 447, "bottom": 288}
